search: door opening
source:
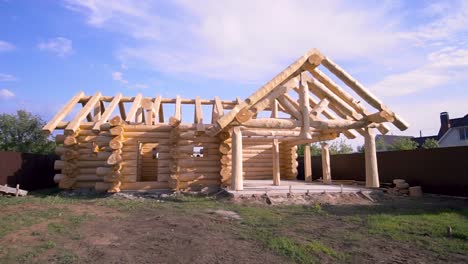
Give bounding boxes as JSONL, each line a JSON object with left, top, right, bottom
{"left": 138, "top": 142, "right": 159, "bottom": 181}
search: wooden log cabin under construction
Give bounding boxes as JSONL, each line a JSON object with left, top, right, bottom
{"left": 43, "top": 49, "right": 409, "bottom": 192}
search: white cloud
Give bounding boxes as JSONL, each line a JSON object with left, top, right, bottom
{"left": 37, "top": 37, "right": 73, "bottom": 57}
{"left": 0, "top": 88, "right": 15, "bottom": 99}
{"left": 0, "top": 73, "right": 17, "bottom": 82}
{"left": 112, "top": 71, "right": 128, "bottom": 85}
{"left": 111, "top": 71, "right": 148, "bottom": 89}
{"left": 65, "top": 0, "right": 404, "bottom": 82}
{"left": 0, "top": 40, "right": 15, "bottom": 52}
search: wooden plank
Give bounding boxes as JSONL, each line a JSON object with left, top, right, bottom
{"left": 0, "top": 184, "right": 28, "bottom": 196}
{"left": 118, "top": 101, "right": 127, "bottom": 120}
{"left": 43, "top": 91, "right": 85, "bottom": 134}
{"left": 125, "top": 93, "right": 143, "bottom": 123}
{"left": 270, "top": 99, "right": 278, "bottom": 118}
{"left": 92, "top": 93, "right": 122, "bottom": 132}
{"left": 169, "top": 96, "right": 181, "bottom": 126}
{"left": 82, "top": 101, "right": 93, "bottom": 122}
{"left": 66, "top": 92, "right": 102, "bottom": 133}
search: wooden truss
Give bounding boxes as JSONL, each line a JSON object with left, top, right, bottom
{"left": 43, "top": 94, "right": 243, "bottom": 134}
{"left": 44, "top": 48, "right": 408, "bottom": 143}
{"left": 207, "top": 48, "right": 409, "bottom": 141}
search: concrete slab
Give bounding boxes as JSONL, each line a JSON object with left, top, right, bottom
{"left": 227, "top": 180, "right": 375, "bottom": 196}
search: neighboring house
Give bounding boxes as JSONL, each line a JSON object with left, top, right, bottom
{"left": 437, "top": 112, "right": 468, "bottom": 147}
{"left": 378, "top": 112, "right": 468, "bottom": 149}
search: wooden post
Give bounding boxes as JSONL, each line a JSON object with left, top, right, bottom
{"left": 304, "top": 144, "right": 312, "bottom": 182}
{"left": 321, "top": 142, "right": 331, "bottom": 184}
{"left": 272, "top": 139, "right": 280, "bottom": 186}
{"left": 230, "top": 126, "right": 243, "bottom": 191}
{"left": 299, "top": 80, "right": 311, "bottom": 139}
{"left": 364, "top": 128, "right": 379, "bottom": 187}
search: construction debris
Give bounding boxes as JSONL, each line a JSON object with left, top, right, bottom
{"left": 387, "top": 179, "right": 423, "bottom": 197}
{"left": 0, "top": 184, "right": 28, "bottom": 197}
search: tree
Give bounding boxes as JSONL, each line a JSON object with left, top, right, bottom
{"left": 376, "top": 138, "right": 388, "bottom": 151}
{"left": 356, "top": 145, "right": 365, "bottom": 153}
{"left": 422, "top": 138, "right": 439, "bottom": 149}
{"left": 328, "top": 139, "right": 353, "bottom": 155}
{"left": 297, "top": 143, "right": 321, "bottom": 156}
{"left": 388, "top": 138, "right": 418, "bottom": 151}
{"left": 0, "top": 110, "right": 55, "bottom": 154}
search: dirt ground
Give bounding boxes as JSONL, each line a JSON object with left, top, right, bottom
{"left": 0, "top": 190, "right": 467, "bottom": 264}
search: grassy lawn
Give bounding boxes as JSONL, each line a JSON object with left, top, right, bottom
{"left": 0, "top": 189, "right": 467, "bottom": 263}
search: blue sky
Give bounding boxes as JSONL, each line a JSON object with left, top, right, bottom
{"left": 0, "top": 0, "right": 467, "bottom": 145}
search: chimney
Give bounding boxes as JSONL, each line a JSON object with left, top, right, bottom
{"left": 438, "top": 112, "right": 450, "bottom": 138}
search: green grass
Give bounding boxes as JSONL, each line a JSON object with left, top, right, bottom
{"left": 0, "top": 207, "right": 65, "bottom": 238}
{"left": 17, "top": 241, "right": 56, "bottom": 262}
{"left": 367, "top": 209, "right": 468, "bottom": 254}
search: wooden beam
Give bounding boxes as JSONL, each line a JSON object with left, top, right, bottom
{"left": 364, "top": 128, "right": 379, "bottom": 188}
{"left": 272, "top": 139, "right": 280, "bottom": 186}
{"left": 306, "top": 76, "right": 361, "bottom": 120}
{"left": 43, "top": 91, "right": 85, "bottom": 134}
{"left": 277, "top": 94, "right": 302, "bottom": 120}
{"left": 309, "top": 68, "right": 390, "bottom": 134}
{"left": 153, "top": 95, "right": 162, "bottom": 123}
{"left": 304, "top": 144, "right": 312, "bottom": 182}
{"left": 82, "top": 101, "right": 93, "bottom": 122}
{"left": 270, "top": 99, "right": 278, "bottom": 118}
{"left": 65, "top": 91, "right": 102, "bottom": 133}
{"left": 299, "top": 82, "right": 311, "bottom": 139}
{"left": 92, "top": 93, "right": 123, "bottom": 132}
{"left": 195, "top": 96, "right": 204, "bottom": 132}
{"left": 158, "top": 103, "right": 164, "bottom": 123}
{"left": 321, "top": 142, "right": 331, "bottom": 184}
{"left": 169, "top": 95, "right": 181, "bottom": 127}
{"left": 230, "top": 126, "right": 243, "bottom": 191}
{"left": 118, "top": 101, "right": 127, "bottom": 121}
{"left": 93, "top": 101, "right": 101, "bottom": 122}
{"left": 125, "top": 93, "right": 143, "bottom": 123}
{"left": 212, "top": 48, "right": 323, "bottom": 135}
{"left": 212, "top": 96, "right": 224, "bottom": 123}
{"left": 242, "top": 118, "right": 302, "bottom": 129}
{"left": 311, "top": 98, "right": 329, "bottom": 117}
{"left": 321, "top": 57, "right": 409, "bottom": 131}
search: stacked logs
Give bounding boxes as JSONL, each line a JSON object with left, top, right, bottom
{"left": 219, "top": 131, "right": 231, "bottom": 186}
{"left": 104, "top": 116, "right": 125, "bottom": 192}
{"left": 280, "top": 144, "right": 298, "bottom": 180}
{"left": 54, "top": 133, "right": 80, "bottom": 188}
{"left": 170, "top": 125, "right": 222, "bottom": 191}
{"left": 54, "top": 125, "right": 114, "bottom": 189}
{"left": 242, "top": 143, "right": 274, "bottom": 180}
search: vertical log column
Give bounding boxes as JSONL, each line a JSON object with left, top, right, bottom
{"left": 272, "top": 139, "right": 280, "bottom": 186}
{"left": 230, "top": 127, "right": 243, "bottom": 191}
{"left": 321, "top": 142, "right": 331, "bottom": 184}
{"left": 304, "top": 144, "right": 312, "bottom": 182}
{"left": 364, "top": 128, "right": 379, "bottom": 188}
{"left": 106, "top": 116, "right": 125, "bottom": 192}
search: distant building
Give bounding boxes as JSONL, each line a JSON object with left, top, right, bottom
{"left": 377, "top": 112, "right": 468, "bottom": 149}
{"left": 437, "top": 112, "right": 468, "bottom": 147}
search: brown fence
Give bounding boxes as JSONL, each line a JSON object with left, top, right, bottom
{"left": 297, "top": 146, "right": 468, "bottom": 196}
{"left": 0, "top": 151, "right": 58, "bottom": 191}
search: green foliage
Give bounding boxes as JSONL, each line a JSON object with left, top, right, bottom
{"left": 376, "top": 138, "right": 388, "bottom": 151}
{"left": 388, "top": 138, "right": 418, "bottom": 151}
{"left": 297, "top": 144, "right": 321, "bottom": 156}
{"left": 368, "top": 210, "right": 468, "bottom": 254}
{"left": 422, "top": 138, "right": 439, "bottom": 149}
{"left": 0, "top": 110, "right": 55, "bottom": 154}
{"left": 328, "top": 139, "right": 353, "bottom": 155}
{"left": 297, "top": 139, "right": 353, "bottom": 156}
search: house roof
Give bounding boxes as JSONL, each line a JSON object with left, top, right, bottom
{"left": 208, "top": 48, "right": 409, "bottom": 138}
{"left": 43, "top": 48, "right": 409, "bottom": 142}
{"left": 450, "top": 114, "right": 468, "bottom": 128}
